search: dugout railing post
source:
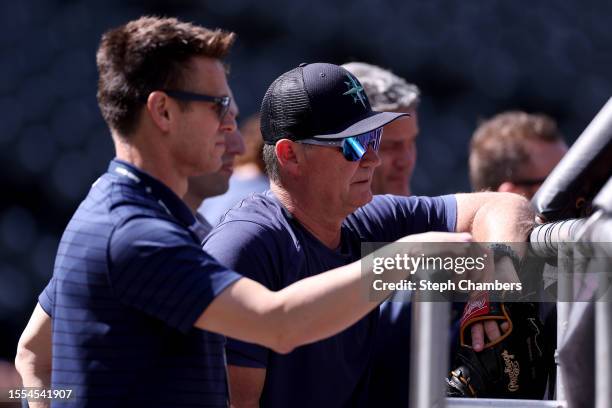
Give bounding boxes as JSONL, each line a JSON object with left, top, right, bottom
{"left": 595, "top": 300, "right": 612, "bottom": 408}
{"left": 554, "top": 241, "right": 574, "bottom": 404}
{"left": 409, "top": 296, "right": 451, "bottom": 408}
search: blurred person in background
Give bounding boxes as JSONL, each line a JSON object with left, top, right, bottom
{"left": 342, "top": 62, "right": 420, "bottom": 196}
{"left": 469, "top": 111, "right": 568, "bottom": 199}
{"left": 185, "top": 96, "right": 246, "bottom": 236}
{"left": 198, "top": 114, "right": 269, "bottom": 225}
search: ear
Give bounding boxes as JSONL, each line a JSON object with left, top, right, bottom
{"left": 145, "top": 91, "right": 172, "bottom": 133}
{"left": 275, "top": 139, "right": 301, "bottom": 176}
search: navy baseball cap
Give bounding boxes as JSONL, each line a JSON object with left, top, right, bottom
{"left": 260, "top": 62, "right": 409, "bottom": 144}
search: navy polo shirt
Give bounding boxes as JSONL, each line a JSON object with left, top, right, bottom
{"left": 38, "top": 159, "right": 242, "bottom": 407}
{"left": 203, "top": 190, "right": 456, "bottom": 408}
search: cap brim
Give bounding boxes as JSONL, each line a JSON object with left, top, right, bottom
{"left": 312, "top": 111, "right": 410, "bottom": 139}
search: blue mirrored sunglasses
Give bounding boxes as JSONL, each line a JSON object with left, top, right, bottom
{"left": 297, "top": 128, "right": 383, "bottom": 161}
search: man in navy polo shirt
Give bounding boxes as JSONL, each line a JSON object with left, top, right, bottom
{"left": 15, "top": 17, "right": 474, "bottom": 408}
{"left": 14, "top": 95, "right": 245, "bottom": 408}
{"left": 203, "top": 63, "right": 535, "bottom": 407}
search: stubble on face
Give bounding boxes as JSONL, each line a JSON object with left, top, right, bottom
{"left": 293, "top": 146, "right": 364, "bottom": 218}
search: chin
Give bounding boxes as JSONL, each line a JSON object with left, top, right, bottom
{"left": 194, "top": 163, "right": 219, "bottom": 177}
{"left": 352, "top": 191, "right": 373, "bottom": 209}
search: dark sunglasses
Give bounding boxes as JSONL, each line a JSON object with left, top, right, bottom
{"left": 298, "top": 128, "right": 383, "bottom": 161}
{"left": 162, "top": 89, "right": 231, "bottom": 120}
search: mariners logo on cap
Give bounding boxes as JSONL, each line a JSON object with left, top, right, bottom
{"left": 343, "top": 74, "right": 367, "bottom": 109}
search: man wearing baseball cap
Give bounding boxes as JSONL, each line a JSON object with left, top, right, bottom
{"left": 202, "top": 62, "right": 534, "bottom": 407}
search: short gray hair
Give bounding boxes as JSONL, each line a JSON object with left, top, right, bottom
{"left": 342, "top": 62, "right": 420, "bottom": 112}
{"left": 262, "top": 144, "right": 281, "bottom": 183}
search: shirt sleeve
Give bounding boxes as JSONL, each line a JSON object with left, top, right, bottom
{"left": 38, "top": 277, "right": 56, "bottom": 317}
{"left": 348, "top": 194, "right": 457, "bottom": 241}
{"left": 203, "top": 221, "right": 278, "bottom": 368}
{"left": 108, "top": 216, "right": 242, "bottom": 334}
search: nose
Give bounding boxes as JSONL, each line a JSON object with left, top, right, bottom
{"left": 225, "top": 128, "right": 246, "bottom": 156}
{"left": 219, "top": 109, "right": 238, "bottom": 134}
{"left": 360, "top": 145, "right": 381, "bottom": 168}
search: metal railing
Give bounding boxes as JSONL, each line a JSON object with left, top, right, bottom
{"left": 407, "top": 215, "right": 612, "bottom": 408}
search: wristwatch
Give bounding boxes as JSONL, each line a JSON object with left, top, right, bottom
{"left": 487, "top": 243, "right": 522, "bottom": 273}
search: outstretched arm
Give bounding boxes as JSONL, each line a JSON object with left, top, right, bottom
{"left": 196, "top": 231, "right": 472, "bottom": 354}
{"left": 15, "top": 303, "right": 53, "bottom": 408}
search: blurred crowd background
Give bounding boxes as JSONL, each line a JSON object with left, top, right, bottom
{"left": 1, "top": 0, "right": 611, "bottom": 365}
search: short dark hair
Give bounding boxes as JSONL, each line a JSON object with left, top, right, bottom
{"left": 469, "top": 111, "right": 563, "bottom": 191}
{"left": 96, "top": 16, "right": 235, "bottom": 136}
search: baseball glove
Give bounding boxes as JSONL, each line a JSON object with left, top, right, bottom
{"left": 446, "top": 292, "right": 548, "bottom": 399}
